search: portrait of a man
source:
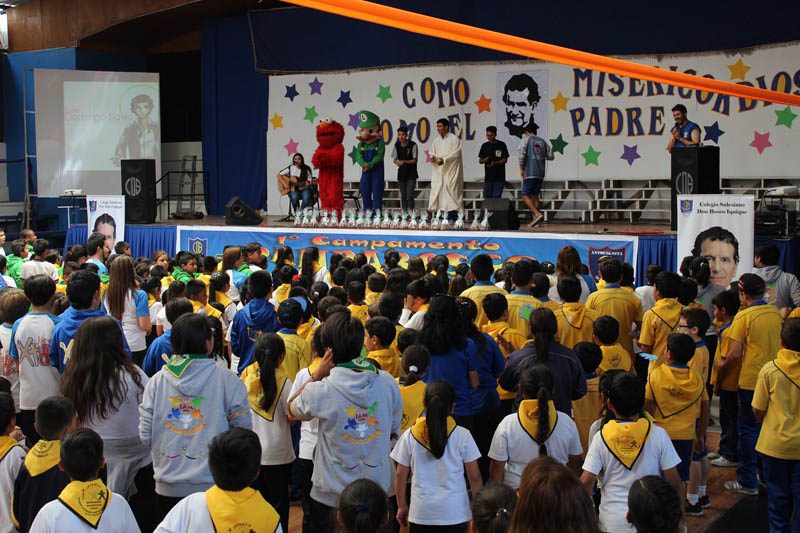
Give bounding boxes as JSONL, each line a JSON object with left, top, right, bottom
{"left": 112, "top": 93, "right": 160, "bottom": 167}
{"left": 502, "top": 73, "right": 541, "bottom": 138}
{"left": 691, "top": 226, "right": 740, "bottom": 288}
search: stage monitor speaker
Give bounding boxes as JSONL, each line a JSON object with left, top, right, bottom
{"left": 121, "top": 159, "right": 157, "bottom": 224}
{"left": 484, "top": 197, "right": 520, "bottom": 231}
{"left": 225, "top": 197, "right": 263, "bottom": 226}
{"left": 670, "top": 146, "right": 721, "bottom": 230}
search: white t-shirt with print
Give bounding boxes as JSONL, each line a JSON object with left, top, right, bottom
{"left": 10, "top": 312, "right": 61, "bottom": 411}
{"left": 104, "top": 289, "right": 150, "bottom": 351}
{"left": 29, "top": 490, "right": 139, "bottom": 533}
{"left": 0, "top": 324, "right": 18, "bottom": 409}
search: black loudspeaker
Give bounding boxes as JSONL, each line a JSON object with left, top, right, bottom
{"left": 121, "top": 159, "right": 157, "bottom": 224}
{"left": 484, "top": 197, "right": 520, "bottom": 231}
{"left": 670, "top": 146, "right": 721, "bottom": 230}
{"left": 225, "top": 197, "right": 263, "bottom": 226}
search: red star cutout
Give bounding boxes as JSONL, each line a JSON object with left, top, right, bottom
{"left": 283, "top": 138, "right": 299, "bottom": 156}
{"left": 749, "top": 131, "right": 772, "bottom": 155}
{"left": 474, "top": 94, "right": 492, "bottom": 113}
{"left": 424, "top": 149, "right": 433, "bottom": 163}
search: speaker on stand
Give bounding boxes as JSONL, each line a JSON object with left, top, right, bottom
{"left": 121, "top": 159, "right": 157, "bottom": 224}
{"left": 484, "top": 197, "right": 520, "bottom": 231}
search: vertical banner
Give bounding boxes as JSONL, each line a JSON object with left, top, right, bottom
{"left": 676, "top": 194, "right": 754, "bottom": 288}
{"left": 86, "top": 195, "right": 126, "bottom": 248}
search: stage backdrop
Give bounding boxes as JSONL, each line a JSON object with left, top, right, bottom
{"left": 176, "top": 226, "right": 637, "bottom": 280}
{"left": 266, "top": 41, "right": 800, "bottom": 215}
{"left": 676, "top": 194, "right": 754, "bottom": 288}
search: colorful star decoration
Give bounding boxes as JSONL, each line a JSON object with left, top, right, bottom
{"left": 424, "top": 149, "right": 433, "bottom": 163}
{"left": 269, "top": 113, "right": 283, "bottom": 130}
{"left": 337, "top": 90, "right": 353, "bottom": 108}
{"left": 348, "top": 146, "right": 360, "bottom": 164}
{"left": 377, "top": 85, "right": 392, "bottom": 103}
{"left": 309, "top": 77, "right": 324, "bottom": 95}
{"left": 348, "top": 113, "right": 360, "bottom": 131}
{"left": 283, "top": 138, "right": 299, "bottom": 156}
{"left": 550, "top": 134, "right": 568, "bottom": 155}
{"left": 284, "top": 84, "right": 299, "bottom": 102}
{"left": 581, "top": 146, "right": 601, "bottom": 166}
{"left": 727, "top": 58, "right": 751, "bottom": 81}
{"left": 775, "top": 106, "right": 798, "bottom": 128}
{"left": 550, "top": 91, "right": 570, "bottom": 112}
{"left": 703, "top": 122, "right": 725, "bottom": 144}
{"left": 304, "top": 106, "right": 319, "bottom": 123}
{"left": 749, "top": 131, "right": 772, "bottom": 155}
{"left": 620, "top": 145, "right": 640, "bottom": 166}
{"left": 474, "top": 94, "right": 492, "bottom": 113}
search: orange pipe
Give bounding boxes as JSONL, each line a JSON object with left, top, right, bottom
{"left": 282, "top": 0, "right": 800, "bottom": 107}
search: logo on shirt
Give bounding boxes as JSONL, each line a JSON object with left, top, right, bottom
{"left": 188, "top": 237, "right": 207, "bottom": 255}
{"left": 668, "top": 386, "right": 683, "bottom": 398}
{"left": 60, "top": 339, "right": 75, "bottom": 366}
{"left": 166, "top": 395, "right": 206, "bottom": 435}
{"left": 342, "top": 402, "right": 381, "bottom": 444}
{"left": 247, "top": 327, "right": 264, "bottom": 343}
{"left": 19, "top": 337, "right": 53, "bottom": 369}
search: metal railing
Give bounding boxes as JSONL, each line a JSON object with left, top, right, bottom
{"left": 155, "top": 170, "right": 209, "bottom": 219}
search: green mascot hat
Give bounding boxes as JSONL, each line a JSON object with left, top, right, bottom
{"left": 357, "top": 110, "right": 380, "bottom": 130}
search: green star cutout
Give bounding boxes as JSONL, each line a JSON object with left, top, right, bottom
{"left": 775, "top": 106, "right": 797, "bottom": 128}
{"left": 550, "top": 134, "right": 568, "bottom": 155}
{"left": 303, "top": 106, "right": 318, "bottom": 123}
{"left": 581, "top": 146, "right": 601, "bottom": 166}
{"left": 376, "top": 85, "right": 392, "bottom": 103}
{"left": 348, "top": 146, "right": 360, "bottom": 165}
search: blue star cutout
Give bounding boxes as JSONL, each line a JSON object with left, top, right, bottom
{"left": 620, "top": 144, "right": 641, "bottom": 166}
{"left": 309, "top": 77, "right": 323, "bottom": 95}
{"left": 703, "top": 121, "right": 725, "bottom": 144}
{"left": 348, "top": 113, "right": 360, "bottom": 131}
{"left": 337, "top": 90, "right": 353, "bottom": 108}
{"left": 284, "top": 84, "right": 299, "bottom": 102}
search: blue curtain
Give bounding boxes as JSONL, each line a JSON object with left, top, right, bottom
{"left": 64, "top": 225, "right": 176, "bottom": 259}
{"left": 636, "top": 235, "right": 677, "bottom": 287}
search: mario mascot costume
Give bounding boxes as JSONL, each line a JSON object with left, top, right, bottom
{"left": 312, "top": 119, "right": 345, "bottom": 215}
{"left": 353, "top": 110, "right": 386, "bottom": 212}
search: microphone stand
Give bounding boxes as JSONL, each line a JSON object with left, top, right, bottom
{"left": 277, "top": 163, "right": 295, "bottom": 222}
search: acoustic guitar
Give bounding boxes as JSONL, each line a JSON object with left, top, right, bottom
{"left": 277, "top": 173, "right": 291, "bottom": 196}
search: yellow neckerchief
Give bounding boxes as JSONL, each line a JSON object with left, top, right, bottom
{"left": 191, "top": 299, "right": 222, "bottom": 319}
{"left": 160, "top": 276, "right": 174, "bottom": 289}
{"left": 649, "top": 365, "right": 705, "bottom": 419}
{"left": 0, "top": 435, "right": 19, "bottom": 462}
{"left": 368, "top": 348, "right": 396, "bottom": 370}
{"left": 242, "top": 363, "right": 288, "bottom": 421}
{"left": 274, "top": 284, "right": 291, "bottom": 304}
{"left": 25, "top": 439, "right": 61, "bottom": 477}
{"left": 214, "top": 291, "right": 233, "bottom": 309}
{"left": 416, "top": 303, "right": 430, "bottom": 314}
{"left": 205, "top": 486, "right": 279, "bottom": 533}
{"left": 559, "top": 302, "right": 588, "bottom": 329}
{"left": 297, "top": 318, "right": 319, "bottom": 341}
{"left": 774, "top": 348, "right": 800, "bottom": 390}
{"left": 482, "top": 321, "right": 510, "bottom": 337}
{"left": 398, "top": 380, "right": 426, "bottom": 433}
{"left": 596, "top": 278, "right": 607, "bottom": 290}
{"left": 601, "top": 418, "right": 652, "bottom": 469}
{"left": 148, "top": 293, "right": 157, "bottom": 306}
{"left": 57, "top": 479, "right": 110, "bottom": 528}
{"left": 313, "top": 262, "right": 322, "bottom": 275}
{"left": 411, "top": 416, "right": 456, "bottom": 453}
{"left": 307, "top": 357, "right": 322, "bottom": 375}
{"left": 650, "top": 298, "right": 683, "bottom": 330}
{"left": 517, "top": 399, "right": 558, "bottom": 444}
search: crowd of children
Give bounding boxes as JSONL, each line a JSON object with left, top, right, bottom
{"left": 0, "top": 233, "right": 796, "bottom": 532}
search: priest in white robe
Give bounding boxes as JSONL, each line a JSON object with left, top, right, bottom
{"left": 428, "top": 118, "right": 463, "bottom": 213}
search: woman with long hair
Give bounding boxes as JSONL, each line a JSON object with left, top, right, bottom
{"left": 383, "top": 248, "right": 401, "bottom": 272}
{"left": 548, "top": 245, "right": 591, "bottom": 303}
{"left": 407, "top": 257, "right": 426, "bottom": 281}
{"left": 104, "top": 255, "right": 151, "bottom": 365}
{"left": 278, "top": 153, "right": 314, "bottom": 212}
{"left": 300, "top": 246, "right": 328, "bottom": 287}
{"left": 60, "top": 317, "right": 151, "bottom": 497}
{"left": 508, "top": 457, "right": 599, "bottom": 533}
{"left": 272, "top": 245, "right": 294, "bottom": 273}
{"left": 221, "top": 245, "right": 247, "bottom": 303}
{"left": 498, "top": 308, "right": 586, "bottom": 414}
{"left": 205, "top": 315, "right": 230, "bottom": 370}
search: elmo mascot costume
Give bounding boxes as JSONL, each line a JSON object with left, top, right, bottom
{"left": 312, "top": 119, "right": 345, "bottom": 215}
{"left": 353, "top": 110, "right": 385, "bottom": 212}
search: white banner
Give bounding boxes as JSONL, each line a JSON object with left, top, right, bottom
{"left": 86, "top": 195, "right": 125, "bottom": 249}
{"left": 677, "top": 194, "right": 754, "bottom": 288}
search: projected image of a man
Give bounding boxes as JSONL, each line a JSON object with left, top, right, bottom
{"left": 112, "top": 94, "right": 160, "bottom": 166}
{"left": 503, "top": 73, "right": 541, "bottom": 138}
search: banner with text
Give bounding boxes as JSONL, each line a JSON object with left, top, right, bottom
{"left": 86, "top": 195, "right": 125, "bottom": 248}
{"left": 676, "top": 194, "right": 754, "bottom": 288}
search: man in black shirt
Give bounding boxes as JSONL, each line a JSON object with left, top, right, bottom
{"left": 478, "top": 126, "right": 509, "bottom": 199}
{"left": 392, "top": 125, "right": 419, "bottom": 211}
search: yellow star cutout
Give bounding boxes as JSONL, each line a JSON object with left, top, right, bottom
{"left": 727, "top": 58, "right": 751, "bottom": 81}
{"left": 269, "top": 113, "right": 284, "bottom": 130}
{"left": 551, "top": 91, "right": 569, "bottom": 112}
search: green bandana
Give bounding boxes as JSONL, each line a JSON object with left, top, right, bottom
{"left": 336, "top": 356, "right": 377, "bottom": 373}
{"left": 165, "top": 353, "right": 207, "bottom": 377}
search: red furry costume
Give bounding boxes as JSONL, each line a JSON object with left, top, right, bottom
{"left": 311, "top": 120, "right": 345, "bottom": 214}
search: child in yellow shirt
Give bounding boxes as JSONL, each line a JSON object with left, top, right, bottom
{"left": 585, "top": 259, "right": 643, "bottom": 359}
{"left": 593, "top": 316, "right": 633, "bottom": 373}
{"left": 365, "top": 316, "right": 400, "bottom": 377}
{"left": 709, "top": 289, "right": 741, "bottom": 467}
{"left": 397, "top": 345, "right": 430, "bottom": 433}
{"left": 346, "top": 281, "right": 369, "bottom": 325}
{"left": 571, "top": 342, "right": 603, "bottom": 456}
{"left": 555, "top": 276, "right": 598, "bottom": 350}
{"left": 366, "top": 273, "right": 386, "bottom": 306}
{"left": 460, "top": 254, "right": 507, "bottom": 328}
{"left": 481, "top": 293, "right": 528, "bottom": 414}
{"left": 639, "top": 271, "right": 683, "bottom": 370}
{"left": 505, "top": 260, "right": 541, "bottom": 338}
{"left": 276, "top": 299, "right": 312, "bottom": 381}
{"left": 532, "top": 272, "right": 560, "bottom": 312}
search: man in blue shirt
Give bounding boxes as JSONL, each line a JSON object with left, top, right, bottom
{"left": 518, "top": 124, "right": 554, "bottom": 228}
{"left": 667, "top": 104, "right": 701, "bottom": 152}
{"left": 85, "top": 232, "right": 111, "bottom": 277}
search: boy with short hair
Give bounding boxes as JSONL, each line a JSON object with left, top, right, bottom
{"left": 231, "top": 270, "right": 279, "bottom": 374}
{"left": 12, "top": 396, "right": 77, "bottom": 532}
{"left": 709, "top": 290, "right": 741, "bottom": 467}
{"left": 751, "top": 317, "right": 800, "bottom": 532}
{"left": 142, "top": 297, "right": 194, "bottom": 377}
{"left": 753, "top": 243, "right": 800, "bottom": 313}
{"left": 593, "top": 316, "right": 633, "bottom": 373}
{"left": 6, "top": 240, "right": 29, "bottom": 288}
{"left": 399, "top": 279, "right": 432, "bottom": 331}
{"left": 531, "top": 272, "right": 559, "bottom": 312}
{"left": 460, "top": 254, "right": 506, "bottom": 328}
{"left": 645, "top": 333, "right": 709, "bottom": 499}
{"left": 378, "top": 292, "right": 405, "bottom": 356}
{"left": 139, "top": 314, "right": 251, "bottom": 517}
{"left": 185, "top": 279, "right": 223, "bottom": 321}
{"left": 274, "top": 265, "right": 296, "bottom": 305}
{"left": 482, "top": 292, "right": 528, "bottom": 412}
{"left": 581, "top": 373, "right": 682, "bottom": 533}
{"left": 571, "top": 341, "right": 603, "bottom": 455}
{"left": 366, "top": 272, "right": 386, "bottom": 306}
{"left": 505, "top": 259, "right": 541, "bottom": 338}
{"left": 365, "top": 316, "right": 400, "bottom": 377}
{"left": 29, "top": 427, "right": 139, "bottom": 532}
{"left": 171, "top": 253, "right": 198, "bottom": 284}
{"left": 277, "top": 298, "right": 312, "bottom": 381}
{"left": 555, "top": 276, "right": 598, "bottom": 349}
{"left": 0, "top": 392, "right": 25, "bottom": 532}
{"left": 346, "top": 281, "right": 369, "bottom": 325}
{"left": 156, "top": 427, "right": 281, "bottom": 532}
{"left": 638, "top": 270, "right": 683, "bottom": 369}
{"left": 585, "top": 259, "right": 643, "bottom": 359}
{"left": 114, "top": 240, "right": 132, "bottom": 256}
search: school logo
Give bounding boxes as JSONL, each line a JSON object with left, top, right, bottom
{"left": 166, "top": 396, "right": 207, "bottom": 435}
{"left": 587, "top": 246, "right": 627, "bottom": 282}
{"left": 609, "top": 353, "right": 621, "bottom": 368}
{"left": 615, "top": 434, "right": 640, "bottom": 459}
{"left": 88, "top": 200, "right": 97, "bottom": 212}
{"left": 188, "top": 237, "right": 207, "bottom": 255}
{"left": 680, "top": 198, "right": 693, "bottom": 214}
{"left": 342, "top": 402, "right": 381, "bottom": 444}
{"left": 668, "top": 386, "right": 683, "bottom": 397}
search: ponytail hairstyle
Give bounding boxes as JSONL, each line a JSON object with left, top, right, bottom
{"left": 407, "top": 257, "right": 426, "bottom": 280}
{"left": 383, "top": 248, "right": 401, "bottom": 271}
{"left": 301, "top": 246, "right": 320, "bottom": 286}
{"left": 419, "top": 295, "right": 466, "bottom": 354}
{"left": 597, "top": 369, "right": 625, "bottom": 429}
{"left": 455, "top": 296, "right": 487, "bottom": 349}
{"left": 498, "top": 260, "right": 514, "bottom": 293}
{"left": 400, "top": 344, "right": 430, "bottom": 386}
{"left": 273, "top": 246, "right": 294, "bottom": 269}
{"left": 471, "top": 483, "right": 517, "bottom": 533}
{"left": 448, "top": 274, "right": 468, "bottom": 297}
{"left": 431, "top": 255, "right": 450, "bottom": 291}
{"left": 205, "top": 315, "right": 229, "bottom": 367}
{"left": 530, "top": 308, "right": 558, "bottom": 363}
{"left": 423, "top": 380, "right": 456, "bottom": 459}
{"left": 208, "top": 272, "right": 230, "bottom": 305}
{"left": 689, "top": 255, "right": 712, "bottom": 288}
{"left": 519, "top": 364, "right": 555, "bottom": 456}
{"left": 627, "top": 475, "right": 683, "bottom": 533}
{"left": 161, "top": 280, "right": 186, "bottom": 306}
{"left": 253, "top": 333, "right": 286, "bottom": 410}
{"left": 337, "top": 478, "right": 389, "bottom": 533}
